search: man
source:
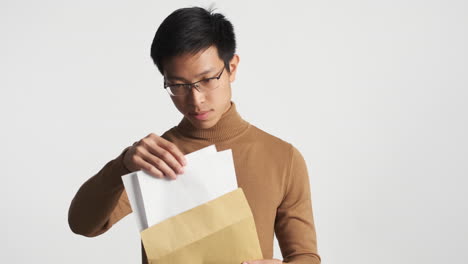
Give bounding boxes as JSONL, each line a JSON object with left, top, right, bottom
{"left": 68, "top": 6, "right": 320, "bottom": 264}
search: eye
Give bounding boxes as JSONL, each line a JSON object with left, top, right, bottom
{"left": 168, "top": 84, "right": 185, "bottom": 91}
{"left": 201, "top": 79, "right": 212, "bottom": 84}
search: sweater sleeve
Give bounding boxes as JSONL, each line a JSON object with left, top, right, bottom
{"left": 68, "top": 146, "right": 133, "bottom": 237}
{"left": 274, "top": 144, "right": 321, "bottom": 264}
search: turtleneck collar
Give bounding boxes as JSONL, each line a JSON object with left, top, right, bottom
{"left": 175, "top": 101, "right": 250, "bottom": 142}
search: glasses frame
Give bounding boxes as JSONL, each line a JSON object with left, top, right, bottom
{"left": 163, "top": 67, "right": 225, "bottom": 96}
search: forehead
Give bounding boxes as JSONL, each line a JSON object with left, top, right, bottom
{"left": 163, "top": 45, "right": 223, "bottom": 80}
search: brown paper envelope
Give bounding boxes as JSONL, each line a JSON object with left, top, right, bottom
{"left": 140, "top": 188, "right": 263, "bottom": 264}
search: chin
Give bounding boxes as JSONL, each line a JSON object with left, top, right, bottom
{"left": 189, "top": 115, "right": 219, "bottom": 129}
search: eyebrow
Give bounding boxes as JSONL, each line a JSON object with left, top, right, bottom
{"left": 166, "top": 68, "right": 215, "bottom": 82}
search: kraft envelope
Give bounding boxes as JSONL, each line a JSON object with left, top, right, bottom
{"left": 140, "top": 188, "right": 263, "bottom": 264}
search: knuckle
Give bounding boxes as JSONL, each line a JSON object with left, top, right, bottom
{"left": 140, "top": 139, "right": 148, "bottom": 147}
{"left": 135, "top": 146, "right": 144, "bottom": 155}
{"left": 161, "top": 150, "right": 171, "bottom": 160}
{"left": 153, "top": 158, "right": 164, "bottom": 167}
{"left": 157, "top": 148, "right": 166, "bottom": 156}
{"left": 168, "top": 144, "right": 179, "bottom": 154}
{"left": 149, "top": 133, "right": 159, "bottom": 140}
{"left": 146, "top": 166, "right": 158, "bottom": 176}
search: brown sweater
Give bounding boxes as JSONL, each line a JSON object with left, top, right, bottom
{"left": 68, "top": 101, "right": 321, "bottom": 264}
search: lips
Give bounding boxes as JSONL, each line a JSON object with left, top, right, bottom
{"left": 189, "top": 110, "right": 212, "bottom": 120}
{"left": 189, "top": 110, "right": 211, "bottom": 115}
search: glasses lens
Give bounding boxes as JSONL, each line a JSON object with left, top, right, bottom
{"left": 199, "top": 78, "right": 220, "bottom": 92}
{"left": 169, "top": 85, "right": 187, "bottom": 96}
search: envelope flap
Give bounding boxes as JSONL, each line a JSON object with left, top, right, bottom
{"left": 140, "top": 188, "right": 255, "bottom": 259}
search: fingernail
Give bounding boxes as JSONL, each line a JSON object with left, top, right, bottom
{"left": 179, "top": 167, "right": 185, "bottom": 174}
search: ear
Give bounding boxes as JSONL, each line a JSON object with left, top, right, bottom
{"left": 228, "top": 54, "right": 240, "bottom": 83}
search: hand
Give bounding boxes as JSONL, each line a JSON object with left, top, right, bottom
{"left": 241, "top": 259, "right": 282, "bottom": 264}
{"left": 123, "top": 133, "right": 187, "bottom": 180}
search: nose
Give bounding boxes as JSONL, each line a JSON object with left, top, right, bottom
{"left": 187, "top": 84, "right": 205, "bottom": 105}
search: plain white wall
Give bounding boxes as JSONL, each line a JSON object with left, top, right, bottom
{"left": 2, "top": 0, "right": 467, "bottom": 263}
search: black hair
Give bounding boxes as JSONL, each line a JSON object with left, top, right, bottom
{"left": 150, "top": 6, "right": 236, "bottom": 75}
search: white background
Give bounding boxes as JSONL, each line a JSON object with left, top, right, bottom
{"left": 2, "top": 0, "right": 467, "bottom": 263}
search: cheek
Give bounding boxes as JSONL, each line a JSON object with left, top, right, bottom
{"left": 216, "top": 81, "right": 232, "bottom": 99}
{"left": 171, "top": 97, "right": 186, "bottom": 112}
{"left": 209, "top": 88, "right": 229, "bottom": 105}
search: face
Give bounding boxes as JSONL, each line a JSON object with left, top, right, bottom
{"left": 162, "top": 45, "right": 240, "bottom": 129}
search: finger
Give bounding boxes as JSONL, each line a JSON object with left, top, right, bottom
{"left": 147, "top": 141, "right": 185, "bottom": 175}
{"left": 155, "top": 136, "right": 187, "bottom": 167}
{"left": 133, "top": 156, "right": 164, "bottom": 178}
{"left": 138, "top": 146, "right": 178, "bottom": 180}
{"left": 145, "top": 155, "right": 178, "bottom": 180}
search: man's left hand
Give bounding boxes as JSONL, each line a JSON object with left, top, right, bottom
{"left": 241, "top": 259, "right": 282, "bottom": 264}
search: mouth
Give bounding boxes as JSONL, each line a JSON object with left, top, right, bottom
{"left": 189, "top": 110, "right": 212, "bottom": 120}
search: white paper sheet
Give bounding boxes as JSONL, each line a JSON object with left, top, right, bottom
{"left": 122, "top": 144, "right": 239, "bottom": 231}
{"left": 121, "top": 169, "right": 148, "bottom": 231}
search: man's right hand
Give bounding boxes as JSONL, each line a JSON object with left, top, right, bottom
{"left": 123, "top": 133, "right": 187, "bottom": 180}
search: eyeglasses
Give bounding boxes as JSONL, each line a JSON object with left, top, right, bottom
{"left": 163, "top": 67, "right": 225, "bottom": 96}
